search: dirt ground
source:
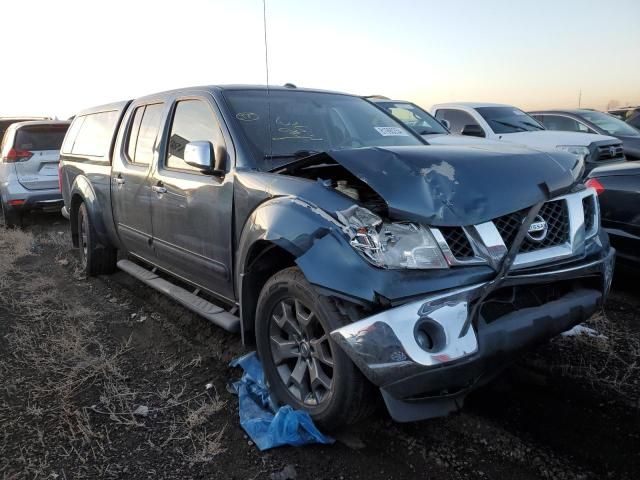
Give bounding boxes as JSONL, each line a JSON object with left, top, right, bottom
{"left": 1, "top": 212, "right": 639, "bottom": 480}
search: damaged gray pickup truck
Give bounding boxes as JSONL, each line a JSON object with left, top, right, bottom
{"left": 59, "top": 85, "right": 615, "bottom": 428}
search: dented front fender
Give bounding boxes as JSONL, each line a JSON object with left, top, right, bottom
{"left": 236, "top": 196, "right": 495, "bottom": 312}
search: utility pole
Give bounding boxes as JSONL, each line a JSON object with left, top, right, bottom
{"left": 578, "top": 89, "right": 582, "bottom": 108}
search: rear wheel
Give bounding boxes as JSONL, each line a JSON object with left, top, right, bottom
{"left": 1, "top": 197, "right": 23, "bottom": 229}
{"left": 255, "top": 267, "right": 374, "bottom": 430}
{"left": 77, "top": 202, "right": 117, "bottom": 276}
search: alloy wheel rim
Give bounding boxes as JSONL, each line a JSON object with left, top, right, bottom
{"left": 269, "top": 298, "right": 335, "bottom": 407}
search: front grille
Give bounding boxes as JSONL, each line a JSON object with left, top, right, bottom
{"left": 520, "top": 200, "right": 569, "bottom": 252}
{"left": 439, "top": 227, "right": 474, "bottom": 258}
{"left": 583, "top": 196, "right": 595, "bottom": 233}
{"left": 596, "top": 144, "right": 624, "bottom": 161}
{"left": 493, "top": 200, "right": 569, "bottom": 253}
{"left": 435, "top": 192, "right": 595, "bottom": 269}
{"left": 493, "top": 210, "right": 525, "bottom": 250}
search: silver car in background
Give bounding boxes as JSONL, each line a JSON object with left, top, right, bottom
{"left": 0, "top": 120, "right": 70, "bottom": 227}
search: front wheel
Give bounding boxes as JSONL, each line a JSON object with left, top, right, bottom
{"left": 255, "top": 267, "right": 374, "bottom": 430}
{"left": 77, "top": 202, "right": 117, "bottom": 276}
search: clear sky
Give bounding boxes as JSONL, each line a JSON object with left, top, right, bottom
{"left": 2, "top": 0, "right": 638, "bottom": 118}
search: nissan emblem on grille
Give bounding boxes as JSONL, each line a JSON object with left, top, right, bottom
{"left": 527, "top": 215, "right": 548, "bottom": 242}
{"left": 609, "top": 146, "right": 616, "bottom": 157}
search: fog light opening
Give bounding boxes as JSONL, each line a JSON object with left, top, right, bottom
{"left": 414, "top": 319, "right": 446, "bottom": 353}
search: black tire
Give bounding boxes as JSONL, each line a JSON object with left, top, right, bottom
{"left": 1, "top": 198, "right": 23, "bottom": 229}
{"left": 255, "top": 267, "right": 375, "bottom": 430}
{"left": 77, "top": 202, "right": 117, "bottom": 276}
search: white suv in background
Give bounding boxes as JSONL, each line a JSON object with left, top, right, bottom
{"left": 431, "top": 103, "right": 625, "bottom": 172}
{"left": 0, "top": 120, "right": 70, "bottom": 227}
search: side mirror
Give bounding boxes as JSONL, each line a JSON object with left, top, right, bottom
{"left": 461, "top": 124, "right": 485, "bottom": 137}
{"left": 184, "top": 141, "right": 226, "bottom": 176}
{"left": 439, "top": 119, "right": 451, "bottom": 130}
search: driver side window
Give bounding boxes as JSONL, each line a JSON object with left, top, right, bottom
{"left": 165, "top": 99, "right": 224, "bottom": 172}
{"left": 435, "top": 109, "right": 479, "bottom": 134}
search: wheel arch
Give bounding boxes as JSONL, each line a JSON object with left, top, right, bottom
{"left": 239, "top": 239, "right": 296, "bottom": 343}
{"left": 68, "top": 175, "right": 114, "bottom": 249}
{"left": 236, "top": 197, "right": 381, "bottom": 343}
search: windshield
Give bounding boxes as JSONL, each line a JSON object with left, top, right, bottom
{"left": 579, "top": 111, "right": 640, "bottom": 137}
{"left": 376, "top": 101, "right": 448, "bottom": 135}
{"left": 476, "top": 107, "right": 545, "bottom": 134}
{"left": 223, "top": 90, "right": 423, "bottom": 169}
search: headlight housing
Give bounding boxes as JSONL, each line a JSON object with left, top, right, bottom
{"left": 556, "top": 145, "right": 590, "bottom": 162}
{"left": 337, "top": 206, "right": 448, "bottom": 269}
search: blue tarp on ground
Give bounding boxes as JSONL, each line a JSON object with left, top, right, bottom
{"left": 229, "top": 352, "right": 334, "bottom": 451}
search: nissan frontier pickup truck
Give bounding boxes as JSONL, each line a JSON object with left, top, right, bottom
{"left": 59, "top": 85, "right": 615, "bottom": 428}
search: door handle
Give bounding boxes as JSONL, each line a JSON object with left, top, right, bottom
{"left": 114, "top": 176, "right": 125, "bottom": 185}
{"left": 152, "top": 185, "right": 167, "bottom": 194}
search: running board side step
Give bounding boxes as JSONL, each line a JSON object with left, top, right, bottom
{"left": 117, "top": 259, "right": 240, "bottom": 333}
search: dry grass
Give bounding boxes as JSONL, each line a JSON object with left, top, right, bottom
{"left": 0, "top": 227, "right": 33, "bottom": 260}
{"left": 0, "top": 229, "right": 228, "bottom": 478}
{"left": 185, "top": 427, "right": 227, "bottom": 463}
{"left": 545, "top": 310, "right": 640, "bottom": 405}
{"left": 0, "top": 228, "right": 33, "bottom": 284}
{"left": 184, "top": 397, "right": 226, "bottom": 430}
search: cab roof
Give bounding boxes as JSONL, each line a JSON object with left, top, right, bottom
{"left": 74, "top": 100, "right": 132, "bottom": 118}
{"left": 72, "top": 84, "right": 355, "bottom": 118}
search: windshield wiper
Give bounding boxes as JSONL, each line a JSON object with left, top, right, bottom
{"left": 266, "top": 150, "right": 326, "bottom": 172}
{"left": 493, "top": 120, "right": 528, "bottom": 132}
{"left": 521, "top": 121, "right": 544, "bottom": 130}
{"left": 263, "top": 149, "right": 322, "bottom": 160}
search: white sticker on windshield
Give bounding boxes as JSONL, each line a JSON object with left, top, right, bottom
{"left": 375, "top": 126, "right": 409, "bottom": 136}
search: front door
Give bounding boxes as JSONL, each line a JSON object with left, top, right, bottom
{"left": 111, "top": 102, "right": 165, "bottom": 259}
{"left": 150, "top": 96, "right": 234, "bottom": 301}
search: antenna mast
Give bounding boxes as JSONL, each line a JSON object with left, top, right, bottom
{"left": 263, "top": 0, "right": 270, "bottom": 87}
{"left": 263, "top": 0, "right": 273, "bottom": 158}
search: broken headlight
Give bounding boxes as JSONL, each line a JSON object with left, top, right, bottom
{"left": 337, "top": 206, "right": 448, "bottom": 269}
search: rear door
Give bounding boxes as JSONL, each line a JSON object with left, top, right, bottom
{"left": 13, "top": 123, "right": 69, "bottom": 190}
{"left": 111, "top": 102, "right": 165, "bottom": 259}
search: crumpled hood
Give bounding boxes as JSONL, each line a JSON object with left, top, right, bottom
{"left": 326, "top": 145, "right": 582, "bottom": 226}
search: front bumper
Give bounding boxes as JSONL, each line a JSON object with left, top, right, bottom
{"left": 330, "top": 246, "right": 615, "bottom": 422}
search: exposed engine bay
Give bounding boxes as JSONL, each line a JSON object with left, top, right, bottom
{"left": 276, "top": 157, "right": 389, "bottom": 216}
